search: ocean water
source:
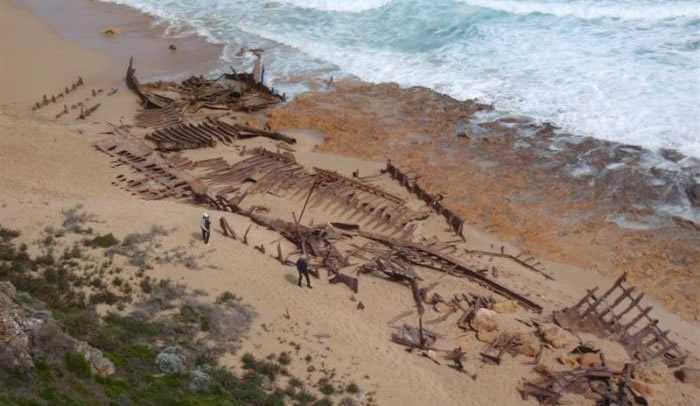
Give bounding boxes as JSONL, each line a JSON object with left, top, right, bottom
{"left": 100, "top": 0, "right": 700, "bottom": 158}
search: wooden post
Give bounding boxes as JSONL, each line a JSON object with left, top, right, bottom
{"left": 599, "top": 286, "right": 635, "bottom": 320}
{"left": 616, "top": 292, "right": 645, "bottom": 319}
{"left": 581, "top": 273, "right": 626, "bottom": 318}
{"left": 622, "top": 306, "right": 652, "bottom": 331}
{"left": 571, "top": 287, "right": 598, "bottom": 312}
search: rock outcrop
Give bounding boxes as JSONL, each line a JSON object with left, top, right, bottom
{"left": 537, "top": 323, "right": 577, "bottom": 349}
{"left": 676, "top": 367, "right": 700, "bottom": 389}
{"left": 0, "top": 281, "right": 114, "bottom": 377}
{"left": 0, "top": 281, "right": 34, "bottom": 374}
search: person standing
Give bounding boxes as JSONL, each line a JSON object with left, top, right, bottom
{"left": 201, "top": 213, "right": 211, "bottom": 245}
{"left": 296, "top": 256, "right": 312, "bottom": 288}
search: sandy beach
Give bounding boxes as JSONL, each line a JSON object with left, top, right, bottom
{"left": 1, "top": 0, "right": 699, "bottom": 405}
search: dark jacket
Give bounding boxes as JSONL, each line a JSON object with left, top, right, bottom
{"left": 296, "top": 257, "right": 309, "bottom": 273}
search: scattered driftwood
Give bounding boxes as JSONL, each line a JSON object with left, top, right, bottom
{"left": 553, "top": 273, "right": 685, "bottom": 366}
{"left": 521, "top": 364, "right": 644, "bottom": 406}
{"left": 479, "top": 333, "right": 526, "bottom": 365}
{"left": 219, "top": 217, "right": 238, "bottom": 240}
{"left": 329, "top": 273, "right": 359, "bottom": 293}
{"left": 391, "top": 324, "right": 438, "bottom": 349}
{"left": 457, "top": 294, "right": 495, "bottom": 330}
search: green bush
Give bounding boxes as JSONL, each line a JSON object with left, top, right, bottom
{"left": 318, "top": 378, "right": 335, "bottom": 396}
{"left": 84, "top": 234, "right": 120, "bottom": 249}
{"left": 277, "top": 352, "right": 292, "bottom": 366}
{"left": 215, "top": 291, "right": 237, "bottom": 304}
{"left": 65, "top": 353, "right": 92, "bottom": 378}
{"left": 241, "top": 353, "right": 282, "bottom": 381}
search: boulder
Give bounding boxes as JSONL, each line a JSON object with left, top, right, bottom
{"left": 676, "top": 367, "right": 700, "bottom": 389}
{"left": 633, "top": 359, "right": 670, "bottom": 384}
{"left": 558, "top": 353, "right": 580, "bottom": 369}
{"left": 434, "top": 302, "right": 452, "bottom": 314}
{"left": 605, "top": 360, "right": 627, "bottom": 374}
{"left": 492, "top": 300, "right": 519, "bottom": 314}
{"left": 579, "top": 353, "right": 602, "bottom": 368}
{"left": 0, "top": 281, "right": 34, "bottom": 374}
{"left": 470, "top": 308, "right": 498, "bottom": 332}
{"left": 74, "top": 340, "right": 115, "bottom": 377}
{"left": 156, "top": 346, "right": 187, "bottom": 375}
{"left": 628, "top": 379, "right": 655, "bottom": 397}
{"left": 511, "top": 332, "right": 539, "bottom": 357}
{"left": 538, "top": 324, "right": 576, "bottom": 349}
{"left": 476, "top": 329, "right": 498, "bottom": 343}
{"left": 518, "top": 343, "right": 539, "bottom": 358}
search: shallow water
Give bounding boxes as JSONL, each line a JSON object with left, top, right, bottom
{"left": 100, "top": 0, "right": 700, "bottom": 157}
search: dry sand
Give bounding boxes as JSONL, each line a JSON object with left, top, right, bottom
{"left": 1, "top": 0, "right": 699, "bottom": 405}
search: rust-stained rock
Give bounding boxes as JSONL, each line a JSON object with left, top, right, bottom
{"left": 100, "top": 26, "right": 124, "bottom": 37}
{"left": 579, "top": 352, "right": 602, "bottom": 368}
{"left": 434, "top": 302, "right": 452, "bottom": 314}
{"left": 519, "top": 343, "right": 539, "bottom": 358}
{"left": 538, "top": 323, "right": 576, "bottom": 349}
{"left": 470, "top": 308, "right": 498, "bottom": 332}
{"left": 476, "top": 329, "right": 498, "bottom": 344}
{"left": 628, "top": 379, "right": 655, "bottom": 397}
{"left": 74, "top": 340, "right": 115, "bottom": 377}
{"left": 557, "top": 353, "right": 580, "bottom": 369}
{"left": 514, "top": 332, "right": 539, "bottom": 358}
{"left": 492, "top": 300, "right": 519, "bottom": 314}
{"left": 676, "top": 367, "right": 700, "bottom": 389}
{"left": 633, "top": 359, "right": 670, "bottom": 384}
{"left": 606, "top": 360, "right": 627, "bottom": 374}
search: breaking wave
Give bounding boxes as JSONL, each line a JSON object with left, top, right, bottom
{"left": 279, "top": 0, "right": 394, "bottom": 12}
{"left": 457, "top": 0, "right": 700, "bottom": 20}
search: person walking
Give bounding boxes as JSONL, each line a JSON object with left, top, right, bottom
{"left": 200, "top": 213, "right": 211, "bottom": 245}
{"left": 296, "top": 255, "right": 312, "bottom": 288}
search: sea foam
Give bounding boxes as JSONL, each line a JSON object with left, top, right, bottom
{"left": 98, "top": 0, "right": 700, "bottom": 158}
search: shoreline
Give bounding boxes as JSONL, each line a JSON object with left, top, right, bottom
{"left": 21, "top": 0, "right": 700, "bottom": 165}
{"left": 15, "top": 0, "right": 223, "bottom": 84}
{"left": 5, "top": 0, "right": 699, "bottom": 321}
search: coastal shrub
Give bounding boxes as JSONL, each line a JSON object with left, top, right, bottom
{"left": 318, "top": 377, "right": 335, "bottom": 395}
{"left": 84, "top": 233, "right": 119, "bottom": 248}
{"left": 313, "top": 398, "right": 334, "bottom": 406}
{"left": 346, "top": 382, "right": 360, "bottom": 394}
{"left": 215, "top": 291, "right": 237, "bottom": 304}
{"left": 0, "top": 219, "right": 305, "bottom": 406}
{"left": 241, "top": 353, "right": 282, "bottom": 381}
{"left": 278, "top": 352, "right": 292, "bottom": 366}
{"left": 155, "top": 346, "right": 187, "bottom": 375}
{"left": 64, "top": 353, "right": 92, "bottom": 378}
{"left": 61, "top": 204, "right": 97, "bottom": 234}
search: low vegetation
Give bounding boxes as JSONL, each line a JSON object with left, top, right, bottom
{"left": 0, "top": 210, "right": 319, "bottom": 406}
{"left": 1, "top": 207, "right": 366, "bottom": 406}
